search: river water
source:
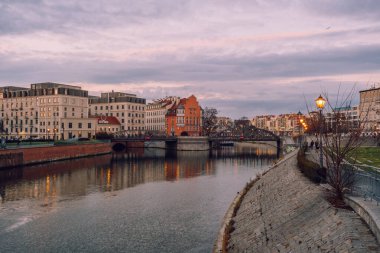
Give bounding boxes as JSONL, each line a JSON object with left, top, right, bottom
{"left": 0, "top": 143, "right": 277, "bottom": 253}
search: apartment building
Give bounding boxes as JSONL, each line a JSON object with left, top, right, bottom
{"left": 0, "top": 83, "right": 89, "bottom": 140}
{"left": 324, "top": 105, "right": 360, "bottom": 131}
{"left": 89, "top": 91, "right": 146, "bottom": 136}
{"left": 360, "top": 86, "right": 380, "bottom": 135}
{"left": 146, "top": 97, "right": 180, "bottom": 135}
{"left": 166, "top": 95, "right": 202, "bottom": 136}
{"left": 252, "top": 113, "right": 305, "bottom": 136}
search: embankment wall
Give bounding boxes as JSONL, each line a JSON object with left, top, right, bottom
{"left": 0, "top": 143, "right": 112, "bottom": 169}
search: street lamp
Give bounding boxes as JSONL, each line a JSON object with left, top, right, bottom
{"left": 315, "top": 95, "right": 326, "bottom": 168}
{"left": 53, "top": 128, "right": 57, "bottom": 141}
{"left": 297, "top": 111, "right": 303, "bottom": 148}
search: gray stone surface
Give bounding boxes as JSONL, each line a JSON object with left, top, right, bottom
{"left": 228, "top": 154, "right": 380, "bottom": 253}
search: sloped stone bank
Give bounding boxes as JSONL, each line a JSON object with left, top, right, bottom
{"left": 226, "top": 152, "right": 379, "bottom": 252}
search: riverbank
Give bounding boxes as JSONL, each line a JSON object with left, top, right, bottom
{"left": 0, "top": 143, "right": 112, "bottom": 169}
{"left": 216, "top": 150, "right": 380, "bottom": 252}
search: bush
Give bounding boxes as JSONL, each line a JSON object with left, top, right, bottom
{"left": 297, "top": 148, "right": 326, "bottom": 184}
{"left": 95, "top": 132, "right": 114, "bottom": 140}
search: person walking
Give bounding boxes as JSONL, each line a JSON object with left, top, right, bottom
{"left": 1, "top": 137, "right": 5, "bottom": 149}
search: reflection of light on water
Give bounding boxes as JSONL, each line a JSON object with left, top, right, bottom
{"left": 107, "top": 168, "right": 111, "bottom": 187}
{"left": 52, "top": 175, "right": 57, "bottom": 198}
{"left": 46, "top": 176, "right": 50, "bottom": 194}
{"left": 5, "top": 216, "right": 34, "bottom": 233}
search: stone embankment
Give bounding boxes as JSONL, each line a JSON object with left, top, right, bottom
{"left": 221, "top": 151, "right": 380, "bottom": 252}
{"left": 0, "top": 143, "right": 112, "bottom": 169}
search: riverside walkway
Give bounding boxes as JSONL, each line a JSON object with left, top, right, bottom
{"left": 226, "top": 152, "right": 380, "bottom": 252}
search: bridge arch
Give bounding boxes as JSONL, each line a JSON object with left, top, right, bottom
{"left": 112, "top": 142, "right": 126, "bottom": 152}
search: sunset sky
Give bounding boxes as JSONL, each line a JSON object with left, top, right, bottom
{"left": 1, "top": 0, "right": 380, "bottom": 118}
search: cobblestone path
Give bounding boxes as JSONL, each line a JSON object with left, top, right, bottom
{"left": 228, "top": 154, "right": 380, "bottom": 253}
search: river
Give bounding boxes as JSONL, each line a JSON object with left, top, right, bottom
{"left": 0, "top": 143, "right": 277, "bottom": 253}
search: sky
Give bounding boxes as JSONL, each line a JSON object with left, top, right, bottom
{"left": 1, "top": 0, "right": 380, "bottom": 118}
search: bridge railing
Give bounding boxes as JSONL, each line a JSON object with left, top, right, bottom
{"left": 112, "top": 136, "right": 178, "bottom": 141}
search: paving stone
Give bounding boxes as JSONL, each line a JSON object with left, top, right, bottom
{"left": 227, "top": 155, "right": 380, "bottom": 253}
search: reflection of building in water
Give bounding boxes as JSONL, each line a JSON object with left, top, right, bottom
{"left": 0, "top": 155, "right": 112, "bottom": 203}
{"left": 164, "top": 151, "right": 214, "bottom": 180}
{"left": 215, "top": 143, "right": 278, "bottom": 168}
{"left": 0, "top": 146, "right": 276, "bottom": 204}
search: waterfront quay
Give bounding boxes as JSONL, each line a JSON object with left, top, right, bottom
{"left": 218, "top": 150, "right": 380, "bottom": 253}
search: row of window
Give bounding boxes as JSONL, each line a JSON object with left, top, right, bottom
{"left": 92, "top": 112, "right": 143, "bottom": 118}
{"left": 146, "top": 110, "right": 165, "bottom": 116}
{"left": 93, "top": 104, "right": 145, "bottom": 111}
{"left": 2, "top": 97, "right": 86, "bottom": 107}
{"left": 146, "top": 118, "right": 165, "bottom": 123}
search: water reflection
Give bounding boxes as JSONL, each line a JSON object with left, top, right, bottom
{"left": 0, "top": 143, "right": 278, "bottom": 253}
{"left": 0, "top": 144, "right": 277, "bottom": 204}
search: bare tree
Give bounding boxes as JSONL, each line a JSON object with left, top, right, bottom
{"left": 306, "top": 86, "right": 372, "bottom": 200}
{"left": 202, "top": 107, "right": 219, "bottom": 136}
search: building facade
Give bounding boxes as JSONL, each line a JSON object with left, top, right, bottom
{"left": 324, "top": 105, "right": 360, "bottom": 132}
{"left": 89, "top": 91, "right": 146, "bottom": 137}
{"left": 360, "top": 87, "right": 380, "bottom": 135}
{"left": 166, "top": 95, "right": 202, "bottom": 136}
{"left": 146, "top": 97, "right": 180, "bottom": 135}
{"left": 0, "top": 83, "right": 89, "bottom": 140}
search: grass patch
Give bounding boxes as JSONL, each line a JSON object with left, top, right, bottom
{"left": 54, "top": 139, "right": 107, "bottom": 146}
{"left": 351, "top": 147, "right": 380, "bottom": 168}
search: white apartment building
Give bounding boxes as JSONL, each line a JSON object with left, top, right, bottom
{"left": 360, "top": 86, "right": 380, "bottom": 135}
{"left": 145, "top": 97, "right": 180, "bottom": 135}
{"left": 89, "top": 91, "right": 146, "bottom": 137}
{"left": 0, "top": 83, "right": 89, "bottom": 140}
{"left": 324, "top": 105, "right": 360, "bottom": 131}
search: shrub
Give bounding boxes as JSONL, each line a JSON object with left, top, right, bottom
{"left": 297, "top": 148, "right": 326, "bottom": 184}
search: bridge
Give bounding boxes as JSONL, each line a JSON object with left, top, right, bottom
{"left": 111, "top": 127, "right": 281, "bottom": 152}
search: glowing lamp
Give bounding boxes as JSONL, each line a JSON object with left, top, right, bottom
{"left": 315, "top": 95, "right": 326, "bottom": 110}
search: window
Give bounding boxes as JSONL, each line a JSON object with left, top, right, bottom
{"left": 88, "top": 123, "right": 92, "bottom": 128}
{"left": 69, "top": 122, "right": 72, "bottom": 129}
{"left": 78, "top": 123, "right": 82, "bottom": 129}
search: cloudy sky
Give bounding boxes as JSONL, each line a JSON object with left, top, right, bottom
{"left": 1, "top": 0, "right": 380, "bottom": 118}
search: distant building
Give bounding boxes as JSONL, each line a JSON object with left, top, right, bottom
{"left": 166, "top": 95, "right": 202, "bottom": 136}
{"left": 324, "top": 105, "right": 359, "bottom": 131}
{"left": 146, "top": 97, "right": 180, "bottom": 135}
{"left": 0, "top": 82, "right": 89, "bottom": 140}
{"left": 89, "top": 91, "right": 146, "bottom": 137}
{"left": 251, "top": 113, "right": 305, "bottom": 136}
{"left": 360, "top": 86, "right": 380, "bottom": 135}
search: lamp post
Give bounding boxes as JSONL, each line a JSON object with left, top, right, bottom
{"left": 315, "top": 94, "right": 326, "bottom": 168}
{"left": 297, "top": 111, "right": 302, "bottom": 148}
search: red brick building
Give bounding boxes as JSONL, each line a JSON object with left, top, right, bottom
{"left": 166, "top": 95, "right": 202, "bottom": 136}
